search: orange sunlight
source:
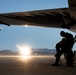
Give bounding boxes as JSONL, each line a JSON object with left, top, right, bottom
{"left": 16, "top": 44, "right": 32, "bottom": 56}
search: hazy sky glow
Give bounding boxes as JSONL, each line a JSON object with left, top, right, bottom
{"left": 0, "top": 0, "right": 76, "bottom": 51}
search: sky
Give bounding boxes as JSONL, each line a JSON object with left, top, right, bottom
{"left": 0, "top": 0, "right": 76, "bottom": 51}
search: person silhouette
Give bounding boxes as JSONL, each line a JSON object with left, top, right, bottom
{"left": 52, "top": 31, "right": 74, "bottom": 66}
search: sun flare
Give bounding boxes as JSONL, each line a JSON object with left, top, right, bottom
{"left": 17, "top": 44, "right": 31, "bottom": 56}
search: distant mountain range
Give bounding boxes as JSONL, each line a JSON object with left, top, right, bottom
{"left": 0, "top": 49, "right": 56, "bottom": 55}
{"left": 32, "top": 48, "right": 56, "bottom": 55}
{"left": 0, "top": 50, "right": 16, "bottom": 55}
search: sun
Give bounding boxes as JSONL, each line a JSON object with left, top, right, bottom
{"left": 17, "top": 44, "right": 31, "bottom": 56}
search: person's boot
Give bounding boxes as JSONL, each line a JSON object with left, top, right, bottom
{"left": 52, "top": 63, "right": 59, "bottom": 66}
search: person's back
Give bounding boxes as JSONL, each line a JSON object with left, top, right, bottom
{"left": 60, "top": 31, "right": 74, "bottom": 52}
{"left": 65, "top": 32, "right": 74, "bottom": 51}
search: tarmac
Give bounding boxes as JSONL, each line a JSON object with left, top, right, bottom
{"left": 0, "top": 55, "right": 76, "bottom": 75}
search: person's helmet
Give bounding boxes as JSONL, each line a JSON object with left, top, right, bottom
{"left": 60, "top": 31, "right": 65, "bottom": 37}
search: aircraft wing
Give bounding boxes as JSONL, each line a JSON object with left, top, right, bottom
{"left": 0, "top": 7, "right": 76, "bottom": 32}
{"left": 0, "top": 8, "right": 72, "bottom": 28}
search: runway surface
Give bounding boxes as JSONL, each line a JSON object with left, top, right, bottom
{"left": 0, "top": 55, "right": 76, "bottom": 75}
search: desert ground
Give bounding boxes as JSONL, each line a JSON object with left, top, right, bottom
{"left": 0, "top": 55, "right": 76, "bottom": 75}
